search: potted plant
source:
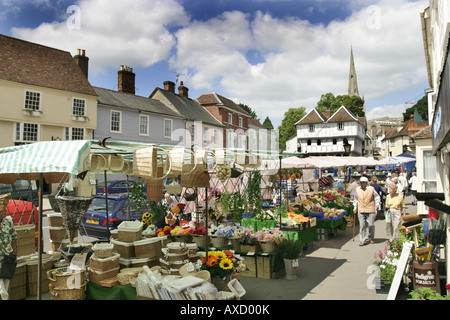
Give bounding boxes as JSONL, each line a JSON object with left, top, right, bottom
{"left": 277, "top": 238, "right": 303, "bottom": 280}
{"left": 238, "top": 227, "right": 259, "bottom": 252}
{"left": 372, "top": 241, "right": 401, "bottom": 293}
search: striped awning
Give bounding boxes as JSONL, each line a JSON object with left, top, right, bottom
{"left": 0, "top": 140, "right": 92, "bottom": 175}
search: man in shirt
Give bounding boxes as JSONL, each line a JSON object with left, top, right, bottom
{"left": 353, "top": 177, "right": 380, "bottom": 246}
{"left": 0, "top": 194, "right": 17, "bottom": 300}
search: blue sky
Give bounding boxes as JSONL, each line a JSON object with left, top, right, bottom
{"left": 0, "top": 0, "right": 429, "bottom": 128}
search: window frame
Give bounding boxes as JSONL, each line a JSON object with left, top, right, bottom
{"left": 110, "top": 110, "right": 122, "bottom": 133}
{"left": 139, "top": 114, "right": 150, "bottom": 136}
{"left": 309, "top": 124, "right": 315, "bottom": 132}
{"left": 72, "top": 97, "right": 86, "bottom": 117}
{"left": 65, "top": 127, "right": 85, "bottom": 140}
{"left": 228, "top": 113, "right": 233, "bottom": 125}
{"left": 24, "top": 90, "right": 42, "bottom": 111}
{"left": 15, "top": 122, "right": 39, "bottom": 143}
{"left": 164, "top": 118, "right": 173, "bottom": 139}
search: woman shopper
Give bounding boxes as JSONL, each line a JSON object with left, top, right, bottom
{"left": 0, "top": 194, "right": 18, "bottom": 300}
{"left": 385, "top": 183, "right": 406, "bottom": 240}
{"left": 409, "top": 172, "right": 418, "bottom": 205}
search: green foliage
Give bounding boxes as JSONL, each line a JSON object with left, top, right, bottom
{"left": 238, "top": 103, "right": 257, "bottom": 119}
{"left": 316, "top": 92, "right": 365, "bottom": 117}
{"left": 408, "top": 288, "right": 450, "bottom": 300}
{"left": 278, "top": 107, "right": 306, "bottom": 150}
{"left": 131, "top": 180, "right": 146, "bottom": 213}
{"left": 277, "top": 239, "right": 303, "bottom": 259}
{"left": 262, "top": 116, "right": 274, "bottom": 130}
{"left": 403, "top": 95, "right": 428, "bottom": 122}
{"left": 244, "top": 170, "right": 263, "bottom": 216}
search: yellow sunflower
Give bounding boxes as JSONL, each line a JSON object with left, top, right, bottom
{"left": 219, "top": 258, "right": 233, "bottom": 270}
{"left": 214, "top": 251, "right": 227, "bottom": 260}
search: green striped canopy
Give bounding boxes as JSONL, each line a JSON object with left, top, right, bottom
{"left": 0, "top": 140, "right": 92, "bottom": 175}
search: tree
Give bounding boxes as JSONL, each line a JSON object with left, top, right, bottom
{"left": 238, "top": 103, "right": 257, "bottom": 119}
{"left": 277, "top": 107, "right": 306, "bottom": 150}
{"left": 403, "top": 95, "right": 428, "bottom": 122}
{"left": 316, "top": 92, "right": 365, "bottom": 117}
{"left": 262, "top": 116, "right": 274, "bottom": 130}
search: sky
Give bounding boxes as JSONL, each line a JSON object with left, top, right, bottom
{"left": 0, "top": 0, "right": 429, "bottom": 128}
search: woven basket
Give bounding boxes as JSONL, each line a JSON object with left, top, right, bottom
{"left": 47, "top": 212, "right": 64, "bottom": 228}
{"left": 93, "top": 243, "right": 114, "bottom": 258}
{"left": 167, "top": 147, "right": 185, "bottom": 175}
{"left": 49, "top": 283, "right": 86, "bottom": 300}
{"left": 165, "top": 184, "right": 182, "bottom": 195}
{"left": 162, "top": 248, "right": 189, "bottom": 262}
{"left": 147, "top": 169, "right": 163, "bottom": 201}
{"left": 0, "top": 173, "right": 17, "bottom": 184}
{"left": 44, "top": 172, "right": 69, "bottom": 184}
{"left": 134, "top": 238, "right": 162, "bottom": 259}
{"left": 194, "top": 270, "right": 211, "bottom": 283}
{"left": 56, "top": 196, "right": 93, "bottom": 242}
{"left": 89, "top": 253, "right": 120, "bottom": 271}
{"left": 133, "top": 146, "right": 171, "bottom": 180}
{"left": 167, "top": 242, "right": 188, "bottom": 254}
{"left": 192, "top": 234, "right": 210, "bottom": 246}
{"left": 48, "top": 227, "right": 67, "bottom": 241}
{"left": 88, "top": 154, "right": 107, "bottom": 171}
{"left": 181, "top": 166, "right": 210, "bottom": 188}
{"left": 19, "top": 173, "right": 39, "bottom": 180}
{"left": 88, "top": 267, "right": 119, "bottom": 284}
{"left": 47, "top": 267, "right": 86, "bottom": 289}
{"left": 229, "top": 237, "right": 240, "bottom": 251}
{"left": 210, "top": 235, "right": 229, "bottom": 248}
{"left": 107, "top": 154, "right": 125, "bottom": 171}
{"left": 259, "top": 240, "right": 277, "bottom": 253}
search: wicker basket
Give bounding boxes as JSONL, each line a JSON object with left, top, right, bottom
{"left": 93, "top": 243, "right": 114, "bottom": 258}
{"left": 117, "top": 221, "right": 143, "bottom": 242}
{"left": 49, "top": 226, "right": 67, "bottom": 241}
{"left": 172, "top": 234, "right": 192, "bottom": 243}
{"left": 210, "top": 235, "right": 229, "bottom": 248}
{"left": 147, "top": 172, "right": 164, "bottom": 201}
{"left": 88, "top": 267, "right": 119, "bottom": 284}
{"left": 133, "top": 146, "right": 171, "bottom": 180}
{"left": 194, "top": 270, "right": 211, "bottom": 283}
{"left": 240, "top": 244, "right": 259, "bottom": 253}
{"left": 165, "top": 184, "right": 182, "bottom": 195}
{"left": 7, "top": 262, "right": 26, "bottom": 300}
{"left": 89, "top": 253, "right": 120, "bottom": 271}
{"left": 161, "top": 248, "right": 188, "bottom": 262}
{"left": 49, "top": 283, "right": 86, "bottom": 300}
{"left": 47, "top": 267, "right": 86, "bottom": 290}
{"left": 183, "top": 188, "right": 197, "bottom": 201}
{"left": 19, "top": 173, "right": 39, "bottom": 180}
{"left": 88, "top": 154, "right": 107, "bottom": 171}
{"left": 0, "top": 173, "right": 17, "bottom": 184}
{"left": 167, "top": 147, "right": 185, "bottom": 175}
{"left": 167, "top": 241, "right": 188, "bottom": 254}
{"left": 191, "top": 235, "right": 210, "bottom": 246}
{"left": 47, "top": 213, "right": 63, "bottom": 226}
{"left": 258, "top": 240, "right": 277, "bottom": 253}
{"left": 55, "top": 196, "right": 93, "bottom": 242}
{"left": 229, "top": 237, "right": 240, "bottom": 251}
{"left": 180, "top": 166, "right": 210, "bottom": 188}
{"left": 134, "top": 237, "right": 162, "bottom": 259}
{"left": 107, "top": 154, "right": 125, "bottom": 171}
{"left": 44, "top": 172, "right": 69, "bottom": 184}
{"left": 111, "top": 239, "right": 135, "bottom": 259}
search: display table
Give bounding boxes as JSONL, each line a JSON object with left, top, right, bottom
{"left": 237, "top": 250, "right": 284, "bottom": 279}
{"left": 282, "top": 226, "right": 317, "bottom": 243}
{"left": 86, "top": 282, "right": 136, "bottom": 300}
{"left": 315, "top": 217, "right": 347, "bottom": 232}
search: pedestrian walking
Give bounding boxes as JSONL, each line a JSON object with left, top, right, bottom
{"left": 353, "top": 176, "right": 380, "bottom": 246}
{"left": 385, "top": 172, "right": 393, "bottom": 188}
{"left": 399, "top": 172, "right": 409, "bottom": 195}
{"left": 370, "top": 175, "right": 385, "bottom": 212}
{"left": 0, "top": 193, "right": 18, "bottom": 300}
{"left": 346, "top": 178, "right": 358, "bottom": 200}
{"left": 385, "top": 183, "right": 406, "bottom": 240}
{"left": 409, "top": 172, "right": 418, "bottom": 205}
{"left": 391, "top": 176, "right": 403, "bottom": 196}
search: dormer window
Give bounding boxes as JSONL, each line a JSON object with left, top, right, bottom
{"left": 309, "top": 124, "right": 315, "bottom": 132}
{"left": 338, "top": 122, "right": 344, "bottom": 130}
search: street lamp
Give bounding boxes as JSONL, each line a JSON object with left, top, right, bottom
{"left": 343, "top": 142, "right": 351, "bottom": 155}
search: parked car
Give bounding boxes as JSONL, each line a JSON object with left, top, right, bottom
{"left": 0, "top": 178, "right": 39, "bottom": 207}
{"left": 95, "top": 180, "right": 148, "bottom": 194}
{"left": 79, "top": 193, "right": 149, "bottom": 239}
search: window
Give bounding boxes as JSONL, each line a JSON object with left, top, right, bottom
{"left": 239, "top": 117, "right": 243, "bottom": 128}
{"left": 423, "top": 150, "right": 437, "bottom": 192}
{"left": 65, "top": 127, "right": 84, "bottom": 140}
{"left": 190, "top": 125, "right": 196, "bottom": 144}
{"left": 15, "top": 123, "right": 39, "bottom": 143}
{"left": 24, "top": 91, "right": 41, "bottom": 111}
{"left": 111, "top": 111, "right": 121, "bottom": 133}
{"left": 139, "top": 115, "right": 149, "bottom": 136}
{"left": 72, "top": 98, "right": 86, "bottom": 116}
{"left": 203, "top": 127, "right": 208, "bottom": 144}
{"left": 164, "top": 119, "right": 172, "bottom": 138}
{"left": 228, "top": 113, "right": 233, "bottom": 125}
{"left": 333, "top": 139, "right": 337, "bottom": 145}
{"left": 338, "top": 122, "right": 344, "bottom": 130}
{"left": 317, "top": 139, "right": 321, "bottom": 146}
{"left": 309, "top": 124, "right": 315, "bottom": 132}
{"left": 307, "top": 139, "right": 311, "bottom": 146}
{"left": 214, "top": 129, "right": 218, "bottom": 145}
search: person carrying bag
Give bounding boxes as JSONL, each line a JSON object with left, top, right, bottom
{"left": 0, "top": 193, "right": 18, "bottom": 300}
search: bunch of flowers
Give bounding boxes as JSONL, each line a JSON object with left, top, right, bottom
{"left": 235, "top": 226, "right": 258, "bottom": 246}
{"left": 200, "top": 250, "right": 246, "bottom": 278}
{"left": 156, "top": 225, "right": 175, "bottom": 237}
{"left": 205, "top": 208, "right": 223, "bottom": 224}
{"left": 189, "top": 226, "right": 206, "bottom": 236}
{"left": 253, "top": 227, "right": 286, "bottom": 243}
{"left": 170, "top": 226, "right": 190, "bottom": 236}
{"left": 209, "top": 188, "right": 221, "bottom": 198}
{"left": 209, "top": 224, "right": 238, "bottom": 237}
{"left": 170, "top": 202, "right": 185, "bottom": 215}
{"left": 373, "top": 242, "right": 400, "bottom": 281}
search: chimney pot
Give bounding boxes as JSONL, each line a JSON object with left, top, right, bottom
{"left": 118, "top": 65, "right": 135, "bottom": 94}
{"left": 178, "top": 81, "right": 189, "bottom": 98}
{"left": 82, "top": 49, "right": 85, "bottom": 56}
{"left": 163, "top": 81, "right": 175, "bottom": 93}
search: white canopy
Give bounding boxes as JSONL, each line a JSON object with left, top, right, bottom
{"left": 378, "top": 156, "right": 416, "bottom": 165}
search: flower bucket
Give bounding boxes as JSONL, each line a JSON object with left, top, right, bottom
{"left": 284, "top": 258, "right": 299, "bottom": 280}
{"left": 55, "top": 196, "right": 93, "bottom": 242}
{"left": 192, "top": 234, "right": 210, "bottom": 246}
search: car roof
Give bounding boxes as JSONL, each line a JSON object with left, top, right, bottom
{"left": 95, "top": 193, "right": 131, "bottom": 200}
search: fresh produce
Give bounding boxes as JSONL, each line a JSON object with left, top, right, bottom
{"left": 288, "top": 211, "right": 309, "bottom": 223}
{"left": 217, "top": 164, "right": 231, "bottom": 181}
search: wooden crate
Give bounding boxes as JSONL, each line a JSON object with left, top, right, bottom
{"left": 257, "top": 255, "right": 272, "bottom": 279}
{"left": 240, "top": 255, "right": 256, "bottom": 277}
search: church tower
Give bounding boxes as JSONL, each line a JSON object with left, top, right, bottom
{"left": 348, "top": 46, "right": 359, "bottom": 97}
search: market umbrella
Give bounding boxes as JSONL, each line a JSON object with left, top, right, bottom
{"left": 378, "top": 156, "right": 416, "bottom": 165}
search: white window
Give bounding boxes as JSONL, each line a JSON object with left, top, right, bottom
{"left": 24, "top": 90, "right": 41, "bottom": 111}
{"left": 164, "top": 119, "right": 172, "bottom": 138}
{"left": 203, "top": 127, "right": 208, "bottom": 144}
{"left": 214, "top": 129, "right": 218, "bottom": 145}
{"left": 338, "top": 122, "right": 344, "bottom": 130}
{"left": 111, "top": 111, "right": 121, "bottom": 133}
{"left": 65, "top": 127, "right": 84, "bottom": 140}
{"left": 139, "top": 115, "right": 149, "bottom": 136}
{"left": 309, "top": 124, "right": 315, "bottom": 132}
{"left": 72, "top": 98, "right": 86, "bottom": 116}
{"left": 15, "top": 123, "right": 39, "bottom": 142}
{"left": 239, "top": 117, "right": 243, "bottom": 128}
{"left": 423, "top": 150, "right": 437, "bottom": 192}
{"left": 228, "top": 113, "right": 233, "bottom": 125}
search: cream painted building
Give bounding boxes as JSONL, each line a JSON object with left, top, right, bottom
{"left": 0, "top": 35, "right": 97, "bottom": 148}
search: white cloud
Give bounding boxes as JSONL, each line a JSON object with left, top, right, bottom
{"left": 10, "top": 0, "right": 190, "bottom": 73}
{"left": 366, "top": 104, "right": 408, "bottom": 120}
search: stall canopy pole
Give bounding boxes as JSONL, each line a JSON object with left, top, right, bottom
{"left": 37, "top": 173, "right": 44, "bottom": 300}
{"left": 104, "top": 170, "right": 110, "bottom": 241}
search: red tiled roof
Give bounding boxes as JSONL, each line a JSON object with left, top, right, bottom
{"left": 196, "top": 93, "right": 251, "bottom": 117}
{"left": 0, "top": 34, "right": 97, "bottom": 96}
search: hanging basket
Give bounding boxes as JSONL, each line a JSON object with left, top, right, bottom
{"left": 147, "top": 167, "right": 164, "bottom": 201}
{"left": 44, "top": 173, "right": 69, "bottom": 184}
{"left": 133, "top": 146, "right": 171, "bottom": 180}
{"left": 107, "top": 154, "right": 125, "bottom": 172}
{"left": 88, "top": 154, "right": 107, "bottom": 171}
{"left": 19, "top": 173, "right": 39, "bottom": 180}
{"left": 165, "top": 184, "right": 182, "bottom": 195}
{"left": 168, "top": 147, "right": 186, "bottom": 176}
{"left": 180, "top": 165, "right": 210, "bottom": 188}
{"left": 0, "top": 173, "right": 17, "bottom": 184}
{"left": 230, "top": 167, "right": 243, "bottom": 178}
{"left": 55, "top": 196, "right": 93, "bottom": 242}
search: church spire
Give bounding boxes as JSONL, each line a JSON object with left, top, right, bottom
{"left": 348, "top": 46, "right": 359, "bottom": 97}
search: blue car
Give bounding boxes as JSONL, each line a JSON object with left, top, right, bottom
{"left": 79, "top": 193, "right": 148, "bottom": 239}
{"left": 95, "top": 180, "right": 137, "bottom": 194}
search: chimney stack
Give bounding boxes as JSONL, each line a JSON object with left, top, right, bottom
{"left": 74, "top": 48, "right": 89, "bottom": 79}
{"left": 178, "top": 81, "right": 189, "bottom": 98}
{"left": 118, "top": 65, "right": 135, "bottom": 94}
{"left": 164, "top": 81, "right": 175, "bottom": 93}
